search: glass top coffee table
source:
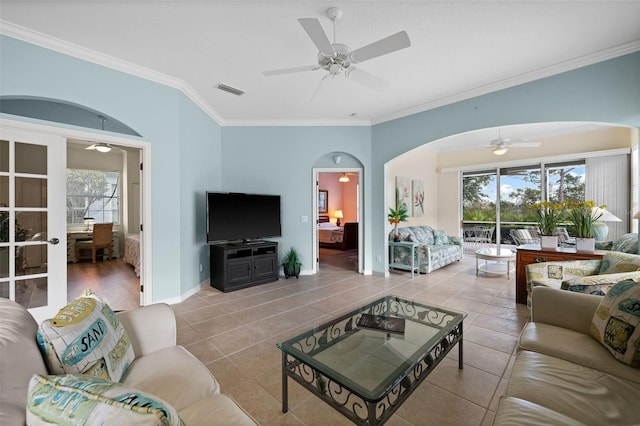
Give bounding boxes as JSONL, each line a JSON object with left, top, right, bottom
{"left": 277, "top": 295, "right": 466, "bottom": 425}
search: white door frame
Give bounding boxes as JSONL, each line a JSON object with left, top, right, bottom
{"left": 0, "top": 118, "right": 153, "bottom": 307}
{"left": 312, "top": 167, "right": 363, "bottom": 274}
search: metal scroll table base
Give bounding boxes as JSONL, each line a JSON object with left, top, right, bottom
{"left": 281, "top": 322, "right": 464, "bottom": 426}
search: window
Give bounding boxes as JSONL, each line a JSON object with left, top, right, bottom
{"left": 66, "top": 169, "right": 119, "bottom": 224}
{"left": 462, "top": 160, "right": 585, "bottom": 243}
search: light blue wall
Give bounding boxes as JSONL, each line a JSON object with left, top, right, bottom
{"left": 2, "top": 34, "right": 639, "bottom": 293}
{"left": 179, "top": 96, "right": 222, "bottom": 293}
{"left": 0, "top": 35, "right": 222, "bottom": 301}
{"left": 371, "top": 52, "right": 640, "bottom": 273}
{"left": 220, "top": 126, "right": 372, "bottom": 272}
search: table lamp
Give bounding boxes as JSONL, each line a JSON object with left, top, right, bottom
{"left": 83, "top": 217, "right": 95, "bottom": 231}
{"left": 591, "top": 207, "right": 621, "bottom": 241}
{"left": 334, "top": 210, "right": 344, "bottom": 226}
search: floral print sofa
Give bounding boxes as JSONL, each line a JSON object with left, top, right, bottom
{"left": 525, "top": 250, "right": 640, "bottom": 307}
{"left": 391, "top": 226, "right": 463, "bottom": 273}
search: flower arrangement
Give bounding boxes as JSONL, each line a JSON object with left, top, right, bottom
{"left": 388, "top": 195, "right": 409, "bottom": 240}
{"left": 531, "top": 201, "right": 564, "bottom": 236}
{"left": 566, "top": 200, "right": 605, "bottom": 238}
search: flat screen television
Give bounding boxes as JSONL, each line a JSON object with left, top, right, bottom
{"left": 206, "top": 192, "right": 281, "bottom": 243}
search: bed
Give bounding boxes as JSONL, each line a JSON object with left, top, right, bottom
{"left": 318, "top": 215, "right": 358, "bottom": 250}
{"left": 124, "top": 233, "right": 141, "bottom": 277}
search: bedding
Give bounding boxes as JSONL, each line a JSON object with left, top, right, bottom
{"left": 318, "top": 222, "right": 345, "bottom": 244}
{"left": 124, "top": 233, "right": 141, "bottom": 277}
{"left": 318, "top": 216, "right": 358, "bottom": 250}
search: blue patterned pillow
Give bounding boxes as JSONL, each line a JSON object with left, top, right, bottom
{"left": 590, "top": 280, "right": 640, "bottom": 367}
{"left": 612, "top": 233, "right": 639, "bottom": 254}
{"left": 27, "top": 374, "right": 184, "bottom": 425}
{"left": 433, "top": 230, "right": 448, "bottom": 245}
{"left": 37, "top": 290, "right": 135, "bottom": 382}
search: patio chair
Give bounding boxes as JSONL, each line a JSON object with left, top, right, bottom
{"left": 510, "top": 228, "right": 540, "bottom": 246}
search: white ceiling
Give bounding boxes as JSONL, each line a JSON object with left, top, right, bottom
{"left": 2, "top": 0, "right": 639, "bottom": 127}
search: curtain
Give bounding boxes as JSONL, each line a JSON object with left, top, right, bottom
{"left": 585, "top": 154, "right": 630, "bottom": 241}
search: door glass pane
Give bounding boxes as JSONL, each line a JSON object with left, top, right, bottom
{"left": 15, "top": 142, "right": 47, "bottom": 175}
{"left": 15, "top": 177, "right": 47, "bottom": 208}
{"left": 546, "top": 162, "right": 585, "bottom": 204}
{"left": 463, "top": 172, "right": 497, "bottom": 223}
{"left": 0, "top": 247, "right": 8, "bottom": 278}
{"left": 500, "top": 166, "right": 541, "bottom": 222}
{"left": 0, "top": 281, "right": 8, "bottom": 298}
{"left": 16, "top": 277, "right": 47, "bottom": 309}
{"left": 0, "top": 140, "right": 7, "bottom": 172}
{"left": 16, "top": 211, "right": 47, "bottom": 241}
{"left": 0, "top": 176, "right": 7, "bottom": 206}
{"left": 17, "top": 244, "right": 47, "bottom": 275}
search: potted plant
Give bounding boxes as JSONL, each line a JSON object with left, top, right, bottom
{"left": 531, "top": 201, "right": 564, "bottom": 249}
{"left": 281, "top": 247, "right": 302, "bottom": 279}
{"left": 566, "top": 200, "right": 603, "bottom": 252}
{"left": 388, "top": 196, "right": 409, "bottom": 242}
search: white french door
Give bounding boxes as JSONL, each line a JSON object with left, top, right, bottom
{"left": 0, "top": 127, "right": 66, "bottom": 323}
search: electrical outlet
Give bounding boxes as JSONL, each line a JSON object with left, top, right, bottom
{"left": 301, "top": 216, "right": 308, "bottom": 222}
{"left": 199, "top": 263, "right": 203, "bottom": 272}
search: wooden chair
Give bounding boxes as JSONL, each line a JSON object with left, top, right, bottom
{"left": 75, "top": 223, "right": 113, "bottom": 263}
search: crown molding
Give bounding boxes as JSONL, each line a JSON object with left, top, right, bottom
{"left": 370, "top": 40, "right": 640, "bottom": 126}
{"left": 0, "top": 20, "right": 226, "bottom": 126}
{"left": 2, "top": 20, "right": 638, "bottom": 128}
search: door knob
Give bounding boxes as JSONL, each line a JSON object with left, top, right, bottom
{"left": 47, "top": 238, "right": 60, "bottom": 245}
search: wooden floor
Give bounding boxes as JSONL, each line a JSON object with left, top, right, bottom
{"left": 67, "top": 258, "right": 140, "bottom": 311}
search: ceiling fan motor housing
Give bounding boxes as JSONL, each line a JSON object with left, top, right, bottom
{"left": 318, "top": 43, "right": 352, "bottom": 70}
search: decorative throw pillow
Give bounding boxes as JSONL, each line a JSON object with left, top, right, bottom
{"left": 26, "top": 374, "right": 183, "bottom": 425}
{"left": 598, "top": 252, "right": 640, "bottom": 275}
{"left": 590, "top": 279, "right": 640, "bottom": 367}
{"left": 433, "top": 230, "right": 448, "bottom": 245}
{"left": 37, "top": 289, "right": 135, "bottom": 382}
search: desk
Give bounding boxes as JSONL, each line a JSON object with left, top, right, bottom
{"left": 515, "top": 245, "right": 604, "bottom": 304}
{"left": 476, "top": 248, "right": 516, "bottom": 278}
{"left": 67, "top": 230, "right": 120, "bottom": 263}
{"left": 389, "top": 241, "right": 420, "bottom": 277}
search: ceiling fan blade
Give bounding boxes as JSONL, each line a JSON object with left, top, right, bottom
{"left": 263, "top": 65, "right": 320, "bottom": 76}
{"left": 511, "top": 142, "right": 541, "bottom": 147}
{"left": 85, "top": 144, "right": 97, "bottom": 150}
{"left": 350, "top": 31, "right": 411, "bottom": 63}
{"left": 346, "top": 68, "right": 389, "bottom": 90}
{"left": 298, "top": 18, "right": 335, "bottom": 57}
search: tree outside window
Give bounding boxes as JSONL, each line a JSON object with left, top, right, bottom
{"left": 66, "top": 169, "right": 119, "bottom": 224}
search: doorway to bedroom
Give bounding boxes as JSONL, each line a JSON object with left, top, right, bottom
{"left": 66, "top": 139, "right": 143, "bottom": 312}
{"left": 316, "top": 171, "right": 360, "bottom": 273}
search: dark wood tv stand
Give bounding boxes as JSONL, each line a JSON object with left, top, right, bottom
{"left": 209, "top": 241, "right": 279, "bottom": 292}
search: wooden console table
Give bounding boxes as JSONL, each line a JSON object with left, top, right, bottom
{"left": 515, "top": 245, "right": 605, "bottom": 304}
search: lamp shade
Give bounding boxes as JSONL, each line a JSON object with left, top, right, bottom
{"left": 592, "top": 207, "right": 622, "bottom": 222}
{"left": 338, "top": 173, "right": 350, "bottom": 183}
{"left": 333, "top": 210, "right": 344, "bottom": 219}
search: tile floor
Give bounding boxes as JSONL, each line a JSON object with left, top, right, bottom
{"left": 172, "top": 253, "right": 530, "bottom": 425}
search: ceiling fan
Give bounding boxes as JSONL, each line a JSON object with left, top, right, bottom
{"left": 485, "top": 130, "right": 540, "bottom": 156}
{"left": 263, "top": 7, "right": 411, "bottom": 91}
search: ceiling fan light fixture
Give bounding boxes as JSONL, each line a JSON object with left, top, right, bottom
{"left": 339, "top": 173, "right": 350, "bottom": 183}
{"left": 492, "top": 145, "right": 508, "bottom": 156}
{"left": 95, "top": 143, "right": 112, "bottom": 153}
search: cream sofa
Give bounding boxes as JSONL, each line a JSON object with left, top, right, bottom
{"left": 0, "top": 297, "right": 257, "bottom": 425}
{"left": 493, "top": 287, "right": 640, "bottom": 425}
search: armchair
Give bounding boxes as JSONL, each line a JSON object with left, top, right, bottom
{"left": 525, "top": 251, "right": 640, "bottom": 306}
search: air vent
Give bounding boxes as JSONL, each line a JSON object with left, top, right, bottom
{"left": 216, "top": 83, "right": 245, "bottom": 96}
